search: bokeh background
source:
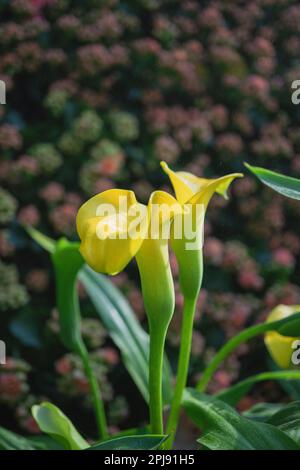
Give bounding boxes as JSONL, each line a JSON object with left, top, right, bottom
{"left": 1, "top": 0, "right": 300, "bottom": 439}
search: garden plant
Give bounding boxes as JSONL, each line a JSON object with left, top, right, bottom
{"left": 1, "top": 0, "right": 300, "bottom": 453}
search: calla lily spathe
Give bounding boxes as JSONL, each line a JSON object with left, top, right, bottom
{"left": 161, "top": 161, "right": 243, "bottom": 208}
{"left": 161, "top": 161, "right": 243, "bottom": 299}
{"left": 265, "top": 305, "right": 300, "bottom": 369}
{"left": 76, "top": 189, "right": 148, "bottom": 275}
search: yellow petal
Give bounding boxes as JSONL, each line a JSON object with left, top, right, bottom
{"left": 264, "top": 305, "right": 300, "bottom": 369}
{"left": 147, "top": 190, "right": 182, "bottom": 239}
{"left": 76, "top": 189, "right": 148, "bottom": 275}
{"left": 161, "top": 162, "right": 243, "bottom": 301}
{"left": 161, "top": 162, "right": 195, "bottom": 204}
{"left": 76, "top": 189, "right": 137, "bottom": 240}
{"left": 161, "top": 161, "right": 243, "bottom": 206}
{"left": 189, "top": 173, "right": 243, "bottom": 210}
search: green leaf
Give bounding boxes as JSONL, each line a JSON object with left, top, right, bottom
{"left": 111, "top": 426, "right": 150, "bottom": 438}
{"left": 277, "top": 314, "right": 300, "bottom": 336}
{"left": 32, "top": 402, "right": 89, "bottom": 450}
{"left": 216, "top": 371, "right": 300, "bottom": 406}
{"left": 0, "top": 426, "right": 35, "bottom": 450}
{"left": 27, "top": 435, "right": 65, "bottom": 450}
{"left": 245, "top": 163, "right": 300, "bottom": 200}
{"left": 280, "top": 379, "right": 300, "bottom": 401}
{"left": 243, "top": 403, "right": 284, "bottom": 422}
{"left": 51, "top": 238, "right": 85, "bottom": 353}
{"left": 87, "top": 435, "right": 166, "bottom": 450}
{"left": 80, "top": 266, "right": 173, "bottom": 404}
{"left": 183, "top": 389, "right": 300, "bottom": 450}
{"left": 243, "top": 401, "right": 300, "bottom": 446}
{"left": 0, "top": 425, "right": 65, "bottom": 450}
{"left": 9, "top": 310, "right": 42, "bottom": 348}
{"left": 267, "top": 402, "right": 300, "bottom": 445}
{"left": 269, "top": 360, "right": 300, "bottom": 400}
{"left": 25, "top": 225, "right": 55, "bottom": 253}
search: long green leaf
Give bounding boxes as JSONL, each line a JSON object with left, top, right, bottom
{"left": 27, "top": 435, "right": 65, "bottom": 450}
{"left": 52, "top": 239, "right": 85, "bottom": 353}
{"left": 267, "top": 402, "right": 300, "bottom": 445}
{"left": 269, "top": 360, "right": 300, "bottom": 401}
{"left": 0, "top": 426, "right": 35, "bottom": 450}
{"left": 26, "top": 226, "right": 55, "bottom": 253}
{"left": 0, "top": 424, "right": 65, "bottom": 450}
{"left": 245, "top": 163, "right": 300, "bottom": 200}
{"left": 183, "top": 389, "right": 300, "bottom": 450}
{"left": 216, "top": 371, "right": 300, "bottom": 406}
{"left": 279, "top": 379, "right": 300, "bottom": 401}
{"left": 243, "top": 403, "right": 285, "bottom": 422}
{"left": 87, "top": 434, "right": 166, "bottom": 450}
{"left": 32, "top": 402, "right": 88, "bottom": 450}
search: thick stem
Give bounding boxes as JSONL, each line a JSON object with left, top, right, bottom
{"left": 164, "top": 297, "right": 197, "bottom": 449}
{"left": 149, "top": 325, "right": 166, "bottom": 435}
{"left": 78, "top": 343, "right": 108, "bottom": 440}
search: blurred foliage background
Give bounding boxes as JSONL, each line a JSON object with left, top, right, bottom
{"left": 0, "top": 0, "right": 300, "bottom": 438}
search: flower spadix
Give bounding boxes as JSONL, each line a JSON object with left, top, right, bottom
{"left": 265, "top": 305, "right": 300, "bottom": 369}
{"left": 76, "top": 189, "right": 148, "bottom": 275}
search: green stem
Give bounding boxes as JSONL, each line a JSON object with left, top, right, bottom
{"left": 78, "top": 343, "right": 108, "bottom": 440}
{"left": 196, "top": 320, "right": 281, "bottom": 392}
{"left": 164, "top": 297, "right": 197, "bottom": 449}
{"left": 149, "top": 325, "right": 166, "bottom": 435}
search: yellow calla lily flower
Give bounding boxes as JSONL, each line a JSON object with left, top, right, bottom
{"left": 265, "top": 305, "right": 300, "bottom": 369}
{"left": 161, "top": 161, "right": 243, "bottom": 449}
{"left": 76, "top": 189, "right": 148, "bottom": 275}
{"left": 161, "top": 161, "right": 243, "bottom": 300}
{"left": 77, "top": 187, "right": 181, "bottom": 435}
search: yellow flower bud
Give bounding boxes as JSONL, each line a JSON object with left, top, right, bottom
{"left": 265, "top": 304, "right": 300, "bottom": 369}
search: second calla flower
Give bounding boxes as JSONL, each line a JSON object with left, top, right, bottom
{"left": 160, "top": 161, "right": 243, "bottom": 449}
